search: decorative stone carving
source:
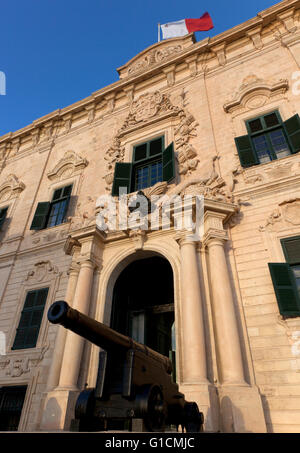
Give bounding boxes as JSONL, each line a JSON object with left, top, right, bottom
{"left": 63, "top": 114, "right": 72, "bottom": 133}
{"left": 69, "top": 196, "right": 96, "bottom": 231}
{"left": 124, "top": 91, "right": 180, "bottom": 126}
{"left": 47, "top": 150, "right": 88, "bottom": 181}
{"left": 6, "top": 358, "right": 30, "bottom": 377}
{"left": 85, "top": 104, "right": 96, "bottom": 124}
{"left": 142, "top": 181, "right": 168, "bottom": 198}
{"left": 247, "top": 27, "right": 263, "bottom": 50}
{"left": 26, "top": 260, "right": 59, "bottom": 282}
{"left": 237, "top": 158, "right": 300, "bottom": 188}
{"left": 211, "top": 43, "right": 226, "bottom": 66}
{"left": 259, "top": 197, "right": 300, "bottom": 232}
{"left": 163, "top": 65, "right": 176, "bottom": 87}
{"left": 10, "top": 138, "right": 21, "bottom": 157}
{"left": 0, "top": 343, "right": 49, "bottom": 378}
{"left": 277, "top": 9, "right": 297, "bottom": 34}
{"left": 129, "top": 229, "right": 147, "bottom": 251}
{"left": 30, "top": 129, "right": 40, "bottom": 147}
{"left": 104, "top": 90, "right": 200, "bottom": 190}
{"left": 126, "top": 45, "right": 182, "bottom": 77}
{"left": 168, "top": 157, "right": 234, "bottom": 203}
{"left": 224, "top": 75, "right": 289, "bottom": 114}
{"left": 0, "top": 174, "right": 25, "bottom": 201}
{"left": 105, "top": 93, "right": 115, "bottom": 114}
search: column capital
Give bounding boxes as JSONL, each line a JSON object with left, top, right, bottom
{"left": 203, "top": 230, "right": 228, "bottom": 248}
{"left": 174, "top": 231, "right": 201, "bottom": 248}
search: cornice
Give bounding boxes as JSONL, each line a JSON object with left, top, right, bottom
{"left": 0, "top": 0, "right": 299, "bottom": 147}
{"left": 234, "top": 173, "right": 300, "bottom": 199}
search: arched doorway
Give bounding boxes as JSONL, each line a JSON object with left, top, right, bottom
{"left": 110, "top": 256, "right": 175, "bottom": 360}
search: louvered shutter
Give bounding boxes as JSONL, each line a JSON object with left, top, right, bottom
{"left": 111, "top": 163, "right": 132, "bottom": 196}
{"left": 12, "top": 288, "right": 49, "bottom": 349}
{"left": 235, "top": 134, "right": 259, "bottom": 167}
{"left": 283, "top": 114, "right": 300, "bottom": 154}
{"left": 0, "top": 207, "right": 8, "bottom": 229}
{"left": 162, "top": 142, "right": 175, "bottom": 182}
{"left": 30, "top": 202, "right": 50, "bottom": 230}
{"left": 268, "top": 263, "right": 300, "bottom": 317}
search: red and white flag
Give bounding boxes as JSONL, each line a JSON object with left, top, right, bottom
{"left": 161, "top": 12, "right": 213, "bottom": 39}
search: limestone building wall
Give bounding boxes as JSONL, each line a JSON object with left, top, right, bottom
{"left": 0, "top": 0, "right": 300, "bottom": 432}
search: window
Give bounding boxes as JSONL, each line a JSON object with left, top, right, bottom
{"left": 0, "top": 386, "right": 27, "bottom": 431}
{"left": 30, "top": 184, "right": 72, "bottom": 230}
{"left": 268, "top": 237, "right": 300, "bottom": 318}
{"left": 12, "top": 288, "right": 49, "bottom": 350}
{"left": 0, "top": 206, "right": 8, "bottom": 230}
{"left": 235, "top": 112, "right": 300, "bottom": 168}
{"left": 133, "top": 137, "right": 164, "bottom": 191}
{"left": 111, "top": 138, "right": 175, "bottom": 197}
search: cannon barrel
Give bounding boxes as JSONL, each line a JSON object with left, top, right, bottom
{"left": 48, "top": 301, "right": 172, "bottom": 374}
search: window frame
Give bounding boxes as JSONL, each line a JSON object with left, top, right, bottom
{"left": 46, "top": 184, "right": 73, "bottom": 228}
{"left": 132, "top": 136, "right": 165, "bottom": 192}
{"left": 30, "top": 183, "right": 73, "bottom": 231}
{"left": 245, "top": 110, "right": 291, "bottom": 163}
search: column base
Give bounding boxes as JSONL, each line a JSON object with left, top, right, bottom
{"left": 179, "top": 382, "right": 220, "bottom": 432}
{"left": 218, "top": 385, "right": 267, "bottom": 433}
{"left": 39, "top": 389, "right": 80, "bottom": 431}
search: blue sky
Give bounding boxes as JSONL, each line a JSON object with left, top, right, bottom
{"left": 0, "top": 0, "right": 278, "bottom": 136}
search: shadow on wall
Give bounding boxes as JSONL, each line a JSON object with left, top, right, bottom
{"left": 220, "top": 396, "right": 253, "bottom": 433}
{"left": 41, "top": 398, "right": 62, "bottom": 431}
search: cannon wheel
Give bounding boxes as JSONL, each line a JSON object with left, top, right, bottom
{"left": 136, "top": 384, "right": 166, "bottom": 432}
{"left": 183, "top": 402, "right": 204, "bottom": 433}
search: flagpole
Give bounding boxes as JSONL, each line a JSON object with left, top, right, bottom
{"left": 158, "top": 23, "right": 161, "bottom": 42}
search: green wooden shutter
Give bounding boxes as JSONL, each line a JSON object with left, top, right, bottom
{"left": 281, "top": 237, "right": 300, "bottom": 265}
{"left": 0, "top": 207, "right": 8, "bottom": 229}
{"left": 162, "top": 142, "right": 175, "bottom": 183}
{"left": 111, "top": 162, "right": 132, "bottom": 197}
{"left": 268, "top": 263, "right": 300, "bottom": 317}
{"left": 12, "top": 288, "right": 49, "bottom": 350}
{"left": 235, "top": 134, "right": 259, "bottom": 167}
{"left": 30, "top": 202, "right": 50, "bottom": 230}
{"left": 283, "top": 114, "right": 300, "bottom": 154}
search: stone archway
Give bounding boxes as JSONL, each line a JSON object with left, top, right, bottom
{"left": 110, "top": 255, "right": 175, "bottom": 359}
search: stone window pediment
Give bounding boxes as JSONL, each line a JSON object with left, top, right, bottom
{"left": 223, "top": 75, "right": 289, "bottom": 115}
{"left": 47, "top": 150, "right": 88, "bottom": 181}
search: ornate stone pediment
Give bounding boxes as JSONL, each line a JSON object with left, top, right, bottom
{"left": 103, "top": 90, "right": 200, "bottom": 191}
{"left": 117, "top": 34, "right": 195, "bottom": 79}
{"left": 0, "top": 174, "right": 25, "bottom": 202}
{"left": 223, "top": 75, "right": 289, "bottom": 114}
{"left": 47, "top": 150, "right": 88, "bottom": 181}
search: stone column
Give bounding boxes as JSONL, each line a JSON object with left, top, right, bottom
{"left": 206, "top": 236, "right": 245, "bottom": 385}
{"left": 45, "top": 261, "right": 80, "bottom": 392}
{"left": 58, "top": 260, "right": 95, "bottom": 390}
{"left": 204, "top": 210, "right": 266, "bottom": 432}
{"left": 176, "top": 232, "right": 208, "bottom": 383}
{"left": 40, "top": 227, "right": 105, "bottom": 431}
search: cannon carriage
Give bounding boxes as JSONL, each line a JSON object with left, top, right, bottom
{"left": 47, "top": 300, "right": 204, "bottom": 432}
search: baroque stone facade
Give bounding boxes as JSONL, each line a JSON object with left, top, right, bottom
{"left": 1, "top": 0, "right": 300, "bottom": 433}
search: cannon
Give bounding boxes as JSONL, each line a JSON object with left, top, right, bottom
{"left": 47, "top": 301, "right": 204, "bottom": 432}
